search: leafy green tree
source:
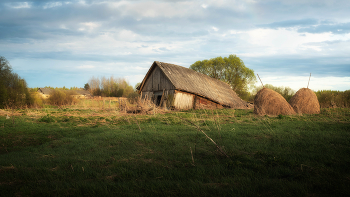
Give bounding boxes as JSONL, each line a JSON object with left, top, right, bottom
{"left": 84, "top": 83, "right": 90, "bottom": 91}
{"left": 116, "top": 89, "right": 124, "bottom": 97}
{"left": 0, "top": 56, "right": 33, "bottom": 108}
{"left": 134, "top": 82, "right": 141, "bottom": 91}
{"left": 190, "top": 55, "right": 256, "bottom": 100}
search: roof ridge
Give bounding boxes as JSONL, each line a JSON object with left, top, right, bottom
{"left": 157, "top": 61, "right": 232, "bottom": 88}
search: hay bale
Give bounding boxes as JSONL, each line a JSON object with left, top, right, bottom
{"left": 254, "top": 88, "right": 296, "bottom": 116}
{"left": 289, "top": 88, "right": 320, "bottom": 114}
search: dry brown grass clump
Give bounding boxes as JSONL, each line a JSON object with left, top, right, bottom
{"left": 289, "top": 88, "right": 320, "bottom": 114}
{"left": 254, "top": 88, "right": 296, "bottom": 116}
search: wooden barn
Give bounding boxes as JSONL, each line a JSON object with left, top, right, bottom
{"left": 137, "top": 61, "right": 251, "bottom": 110}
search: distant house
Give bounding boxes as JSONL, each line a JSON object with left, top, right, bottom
{"left": 137, "top": 61, "right": 251, "bottom": 110}
{"left": 37, "top": 88, "right": 53, "bottom": 99}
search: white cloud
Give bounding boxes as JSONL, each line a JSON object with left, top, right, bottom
{"left": 118, "top": 29, "right": 139, "bottom": 41}
{"left": 124, "top": 74, "right": 147, "bottom": 85}
{"left": 77, "top": 65, "right": 95, "bottom": 69}
{"left": 77, "top": 22, "right": 101, "bottom": 32}
{"left": 43, "top": 2, "right": 63, "bottom": 9}
{"left": 242, "top": 28, "right": 334, "bottom": 56}
{"left": 6, "top": 2, "right": 31, "bottom": 9}
{"left": 2, "top": 0, "right": 350, "bottom": 90}
{"left": 256, "top": 76, "right": 350, "bottom": 91}
{"left": 118, "top": 1, "right": 202, "bottom": 18}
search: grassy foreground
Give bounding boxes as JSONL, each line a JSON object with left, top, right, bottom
{"left": 0, "top": 107, "right": 350, "bottom": 196}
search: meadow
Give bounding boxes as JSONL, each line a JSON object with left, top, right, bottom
{"left": 0, "top": 100, "right": 350, "bottom": 196}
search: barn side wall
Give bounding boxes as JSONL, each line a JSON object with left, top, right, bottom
{"left": 173, "top": 90, "right": 223, "bottom": 110}
{"left": 141, "top": 90, "right": 175, "bottom": 106}
{"left": 141, "top": 89, "right": 224, "bottom": 110}
{"left": 174, "top": 91, "right": 194, "bottom": 110}
{"left": 194, "top": 95, "right": 223, "bottom": 109}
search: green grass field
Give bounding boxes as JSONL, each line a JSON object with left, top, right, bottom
{"left": 1, "top": 107, "right": 350, "bottom": 196}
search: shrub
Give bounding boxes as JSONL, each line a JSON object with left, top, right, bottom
{"left": 237, "top": 90, "right": 252, "bottom": 102}
{"left": 31, "top": 92, "right": 44, "bottom": 108}
{"left": 315, "top": 90, "right": 350, "bottom": 108}
{"left": 127, "top": 92, "right": 140, "bottom": 104}
{"left": 48, "top": 89, "right": 78, "bottom": 106}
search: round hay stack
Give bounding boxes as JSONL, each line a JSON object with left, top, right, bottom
{"left": 254, "top": 88, "right": 296, "bottom": 116}
{"left": 289, "top": 88, "right": 320, "bottom": 114}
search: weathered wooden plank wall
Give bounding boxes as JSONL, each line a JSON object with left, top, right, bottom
{"left": 141, "top": 65, "right": 175, "bottom": 92}
{"left": 174, "top": 92, "right": 194, "bottom": 109}
{"left": 194, "top": 95, "right": 223, "bottom": 109}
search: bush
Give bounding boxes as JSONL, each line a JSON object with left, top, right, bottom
{"left": 237, "top": 90, "right": 252, "bottom": 102}
{"left": 31, "top": 92, "right": 44, "bottom": 108}
{"left": 315, "top": 90, "right": 350, "bottom": 108}
{"left": 48, "top": 89, "right": 78, "bottom": 106}
{"left": 127, "top": 92, "right": 140, "bottom": 104}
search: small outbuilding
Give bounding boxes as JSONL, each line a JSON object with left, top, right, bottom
{"left": 37, "top": 88, "right": 53, "bottom": 99}
{"left": 137, "top": 61, "right": 251, "bottom": 110}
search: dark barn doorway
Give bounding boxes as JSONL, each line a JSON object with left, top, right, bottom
{"left": 156, "top": 95, "right": 162, "bottom": 106}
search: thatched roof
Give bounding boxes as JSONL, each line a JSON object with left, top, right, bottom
{"left": 38, "top": 88, "right": 53, "bottom": 95}
{"left": 139, "top": 61, "right": 249, "bottom": 108}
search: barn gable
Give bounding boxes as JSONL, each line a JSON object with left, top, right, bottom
{"left": 140, "top": 63, "right": 175, "bottom": 92}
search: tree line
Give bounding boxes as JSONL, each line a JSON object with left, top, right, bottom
{"left": 0, "top": 56, "right": 33, "bottom": 108}
{"left": 86, "top": 76, "right": 136, "bottom": 97}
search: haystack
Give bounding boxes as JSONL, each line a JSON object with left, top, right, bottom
{"left": 254, "top": 88, "right": 296, "bottom": 116}
{"left": 289, "top": 88, "right": 320, "bottom": 114}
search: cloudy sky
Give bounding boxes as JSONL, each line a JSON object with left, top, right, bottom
{"left": 1, "top": 0, "right": 350, "bottom": 91}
